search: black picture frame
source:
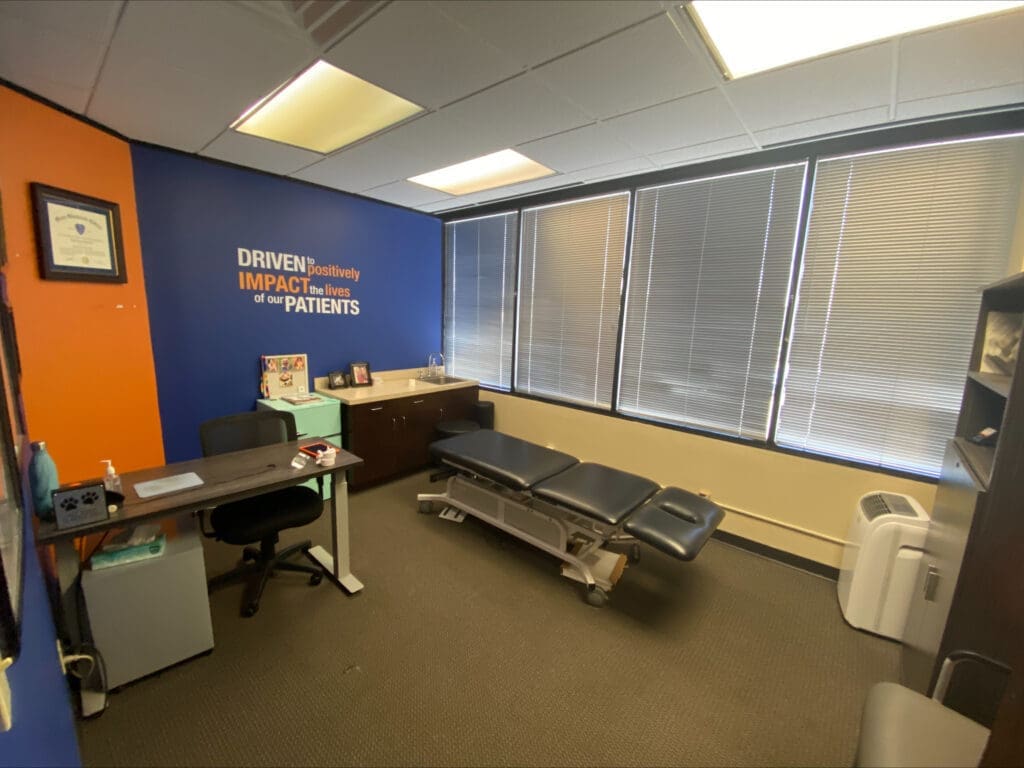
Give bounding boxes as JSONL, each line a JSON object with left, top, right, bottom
{"left": 327, "top": 370, "right": 348, "bottom": 389}
{"left": 31, "top": 183, "right": 127, "bottom": 283}
{"left": 349, "top": 361, "right": 372, "bottom": 387}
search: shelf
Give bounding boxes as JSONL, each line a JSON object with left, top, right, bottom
{"left": 954, "top": 437, "right": 994, "bottom": 489}
{"left": 967, "top": 371, "right": 1012, "bottom": 398}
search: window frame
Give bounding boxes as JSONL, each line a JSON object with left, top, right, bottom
{"left": 438, "top": 107, "right": 1024, "bottom": 482}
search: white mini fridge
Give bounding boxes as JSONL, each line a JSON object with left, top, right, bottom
{"left": 838, "top": 492, "right": 929, "bottom": 641}
{"left": 81, "top": 518, "right": 214, "bottom": 689}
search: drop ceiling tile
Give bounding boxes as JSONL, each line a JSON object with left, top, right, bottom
{"left": 106, "top": 0, "right": 314, "bottom": 86}
{"left": 0, "top": 0, "right": 120, "bottom": 41}
{"left": 725, "top": 44, "right": 892, "bottom": 132}
{"left": 442, "top": 73, "right": 593, "bottom": 149}
{"left": 365, "top": 180, "right": 453, "bottom": 209}
{"left": 421, "top": 199, "right": 462, "bottom": 213}
{"left": 323, "top": 0, "right": 520, "bottom": 110}
{"left": 432, "top": 0, "right": 662, "bottom": 69}
{"left": 896, "top": 84, "right": 1024, "bottom": 121}
{"left": 752, "top": 107, "right": 891, "bottom": 147}
{"left": 201, "top": 131, "right": 324, "bottom": 176}
{"left": 350, "top": 110, "right": 499, "bottom": 180}
{"left": 535, "top": 14, "right": 715, "bottom": 120}
{"left": 517, "top": 123, "right": 635, "bottom": 173}
{"left": 89, "top": 56, "right": 247, "bottom": 151}
{"left": 649, "top": 135, "right": 756, "bottom": 170}
{"left": 604, "top": 89, "right": 747, "bottom": 156}
{"left": 0, "top": 14, "right": 108, "bottom": 113}
{"left": 897, "top": 10, "right": 1024, "bottom": 103}
{"left": 570, "top": 156, "right": 656, "bottom": 184}
{"left": 292, "top": 141, "right": 411, "bottom": 193}
{"left": 292, "top": 112, "right": 493, "bottom": 192}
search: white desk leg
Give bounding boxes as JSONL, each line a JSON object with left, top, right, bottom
{"left": 308, "top": 468, "right": 363, "bottom": 594}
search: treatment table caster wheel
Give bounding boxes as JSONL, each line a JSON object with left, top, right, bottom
{"left": 309, "top": 571, "right": 323, "bottom": 586}
{"left": 628, "top": 543, "right": 641, "bottom": 564}
{"left": 585, "top": 587, "right": 609, "bottom": 608}
{"left": 242, "top": 602, "right": 259, "bottom": 618}
{"left": 418, "top": 500, "right": 433, "bottom": 514}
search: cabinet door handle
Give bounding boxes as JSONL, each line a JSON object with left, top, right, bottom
{"left": 923, "top": 565, "right": 940, "bottom": 602}
{"left": 392, "top": 417, "right": 397, "bottom": 431}
{"left": 402, "top": 415, "right": 407, "bottom": 428}
{"left": 413, "top": 399, "right": 425, "bottom": 404}
{"left": 371, "top": 406, "right": 384, "bottom": 412}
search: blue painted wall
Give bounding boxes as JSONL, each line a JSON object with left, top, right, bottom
{"left": 0, "top": 502, "right": 81, "bottom": 767}
{"left": 131, "top": 146, "right": 442, "bottom": 462}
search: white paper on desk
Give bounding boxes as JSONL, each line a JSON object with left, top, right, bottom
{"left": 133, "top": 472, "right": 204, "bottom": 499}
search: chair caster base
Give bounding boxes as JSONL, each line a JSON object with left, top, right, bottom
{"left": 585, "top": 587, "right": 608, "bottom": 607}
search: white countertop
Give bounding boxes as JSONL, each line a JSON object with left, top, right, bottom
{"left": 313, "top": 368, "right": 477, "bottom": 406}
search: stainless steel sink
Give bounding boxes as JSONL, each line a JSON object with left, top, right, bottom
{"left": 419, "top": 375, "right": 466, "bottom": 385}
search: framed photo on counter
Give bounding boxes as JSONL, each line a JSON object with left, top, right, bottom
{"left": 31, "top": 183, "right": 126, "bottom": 283}
{"left": 349, "top": 361, "right": 372, "bottom": 387}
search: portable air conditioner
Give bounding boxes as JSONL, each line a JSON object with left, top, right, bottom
{"left": 838, "top": 492, "right": 929, "bottom": 641}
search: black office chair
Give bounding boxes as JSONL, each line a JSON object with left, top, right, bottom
{"left": 198, "top": 410, "right": 324, "bottom": 617}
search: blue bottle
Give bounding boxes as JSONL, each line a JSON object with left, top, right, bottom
{"left": 29, "top": 440, "right": 59, "bottom": 521}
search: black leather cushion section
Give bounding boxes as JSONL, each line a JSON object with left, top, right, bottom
{"left": 436, "top": 419, "right": 480, "bottom": 438}
{"left": 624, "top": 487, "right": 724, "bottom": 560}
{"left": 533, "top": 463, "right": 659, "bottom": 525}
{"left": 211, "top": 486, "right": 323, "bottom": 545}
{"left": 429, "top": 429, "right": 578, "bottom": 491}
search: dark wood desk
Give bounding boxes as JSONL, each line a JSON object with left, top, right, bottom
{"left": 38, "top": 438, "right": 364, "bottom": 649}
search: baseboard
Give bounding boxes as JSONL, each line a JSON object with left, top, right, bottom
{"left": 711, "top": 529, "right": 840, "bottom": 581}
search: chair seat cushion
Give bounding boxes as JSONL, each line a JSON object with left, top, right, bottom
{"left": 211, "top": 486, "right": 323, "bottom": 545}
{"left": 855, "top": 682, "right": 990, "bottom": 768}
{"left": 533, "top": 463, "right": 658, "bottom": 525}
{"left": 436, "top": 419, "right": 480, "bottom": 439}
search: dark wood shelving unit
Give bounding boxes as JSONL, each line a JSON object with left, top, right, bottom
{"left": 902, "top": 272, "right": 1024, "bottom": 729}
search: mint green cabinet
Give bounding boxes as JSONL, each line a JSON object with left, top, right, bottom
{"left": 256, "top": 395, "right": 342, "bottom": 499}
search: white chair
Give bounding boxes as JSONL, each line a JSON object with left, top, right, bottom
{"left": 855, "top": 651, "right": 1009, "bottom": 768}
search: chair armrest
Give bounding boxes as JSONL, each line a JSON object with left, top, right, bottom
{"left": 934, "top": 651, "right": 1012, "bottom": 703}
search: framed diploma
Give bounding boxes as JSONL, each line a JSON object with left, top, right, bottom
{"left": 31, "top": 183, "right": 127, "bottom": 283}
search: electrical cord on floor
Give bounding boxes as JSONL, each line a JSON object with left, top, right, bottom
{"left": 57, "top": 640, "right": 109, "bottom": 719}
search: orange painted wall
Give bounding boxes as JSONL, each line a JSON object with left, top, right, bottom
{"left": 0, "top": 85, "right": 164, "bottom": 480}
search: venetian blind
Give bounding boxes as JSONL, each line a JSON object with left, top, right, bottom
{"left": 517, "top": 192, "right": 630, "bottom": 408}
{"left": 443, "top": 212, "right": 518, "bottom": 390}
{"left": 776, "top": 134, "right": 1024, "bottom": 477}
{"left": 618, "top": 163, "right": 807, "bottom": 439}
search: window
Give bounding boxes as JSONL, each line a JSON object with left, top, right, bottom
{"left": 517, "top": 193, "right": 630, "bottom": 408}
{"left": 776, "top": 134, "right": 1024, "bottom": 476}
{"left": 618, "top": 163, "right": 808, "bottom": 439}
{"left": 443, "top": 212, "right": 518, "bottom": 390}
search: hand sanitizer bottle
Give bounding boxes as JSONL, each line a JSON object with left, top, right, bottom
{"left": 101, "top": 459, "right": 122, "bottom": 494}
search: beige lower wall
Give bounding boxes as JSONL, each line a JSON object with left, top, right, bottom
{"left": 480, "top": 391, "right": 937, "bottom": 569}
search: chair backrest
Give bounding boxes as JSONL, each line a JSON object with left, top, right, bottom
{"left": 199, "top": 410, "right": 298, "bottom": 458}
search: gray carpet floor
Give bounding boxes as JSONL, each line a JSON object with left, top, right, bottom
{"left": 76, "top": 471, "right": 898, "bottom": 767}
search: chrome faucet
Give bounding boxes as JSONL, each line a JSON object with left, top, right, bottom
{"left": 427, "top": 352, "right": 445, "bottom": 378}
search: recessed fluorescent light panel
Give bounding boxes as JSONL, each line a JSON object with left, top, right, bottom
{"left": 687, "top": 1, "right": 1024, "bottom": 79}
{"left": 408, "top": 149, "right": 556, "bottom": 195}
{"left": 232, "top": 60, "right": 423, "bottom": 153}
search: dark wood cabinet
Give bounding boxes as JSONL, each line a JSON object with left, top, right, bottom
{"left": 344, "top": 386, "right": 478, "bottom": 489}
{"left": 902, "top": 273, "right": 1024, "bottom": 728}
